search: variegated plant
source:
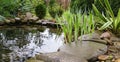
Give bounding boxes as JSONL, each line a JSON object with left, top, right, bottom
{"left": 93, "top": 0, "right": 120, "bottom": 32}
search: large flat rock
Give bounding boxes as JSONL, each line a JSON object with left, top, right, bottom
{"left": 60, "top": 32, "right": 107, "bottom": 59}
{"left": 60, "top": 40, "right": 107, "bottom": 60}
{"left": 36, "top": 52, "right": 87, "bottom": 62}
{"left": 27, "top": 32, "right": 107, "bottom": 62}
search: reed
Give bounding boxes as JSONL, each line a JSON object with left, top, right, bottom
{"left": 56, "top": 10, "right": 95, "bottom": 43}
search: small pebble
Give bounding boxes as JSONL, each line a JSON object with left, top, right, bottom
{"left": 115, "top": 58, "right": 120, "bottom": 62}
{"left": 98, "top": 55, "right": 109, "bottom": 60}
{"left": 98, "top": 55, "right": 113, "bottom": 61}
{"left": 100, "top": 32, "right": 111, "bottom": 39}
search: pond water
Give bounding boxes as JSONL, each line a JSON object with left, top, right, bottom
{"left": 0, "top": 26, "right": 64, "bottom": 62}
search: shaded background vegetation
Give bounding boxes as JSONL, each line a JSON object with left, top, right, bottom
{"left": 0, "top": 0, "right": 120, "bottom": 42}
{"left": 1, "top": 0, "right": 120, "bottom": 17}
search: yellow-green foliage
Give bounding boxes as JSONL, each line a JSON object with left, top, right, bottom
{"left": 56, "top": 10, "right": 94, "bottom": 43}
{"left": 49, "top": 4, "right": 63, "bottom": 18}
{"left": 0, "top": 0, "right": 20, "bottom": 17}
{"left": 48, "top": 0, "right": 64, "bottom": 18}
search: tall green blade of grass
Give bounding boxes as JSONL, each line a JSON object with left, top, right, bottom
{"left": 56, "top": 9, "right": 95, "bottom": 43}
{"left": 88, "top": 13, "right": 94, "bottom": 33}
{"left": 99, "top": 21, "right": 112, "bottom": 30}
{"left": 74, "top": 12, "right": 82, "bottom": 42}
{"left": 92, "top": 4, "right": 107, "bottom": 22}
{"left": 92, "top": 2, "right": 113, "bottom": 30}
{"left": 83, "top": 15, "right": 88, "bottom": 34}
{"left": 104, "top": 0, "right": 114, "bottom": 19}
{"left": 57, "top": 10, "right": 74, "bottom": 43}
{"left": 114, "top": 9, "right": 120, "bottom": 32}
{"left": 93, "top": 0, "right": 120, "bottom": 32}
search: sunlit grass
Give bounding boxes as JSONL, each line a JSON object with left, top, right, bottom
{"left": 56, "top": 10, "right": 95, "bottom": 43}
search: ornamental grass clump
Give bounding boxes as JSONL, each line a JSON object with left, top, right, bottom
{"left": 93, "top": 0, "right": 120, "bottom": 33}
{"left": 56, "top": 10, "right": 94, "bottom": 43}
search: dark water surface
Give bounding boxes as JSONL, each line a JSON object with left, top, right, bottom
{"left": 0, "top": 26, "right": 64, "bottom": 62}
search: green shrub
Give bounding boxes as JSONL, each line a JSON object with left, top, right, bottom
{"left": 49, "top": 4, "right": 63, "bottom": 18}
{"left": 21, "top": 0, "right": 45, "bottom": 12}
{"left": 35, "top": 4, "right": 46, "bottom": 19}
{"left": 0, "top": 0, "right": 46, "bottom": 17}
{"left": 0, "top": 0, "right": 20, "bottom": 17}
{"left": 48, "top": 0, "right": 64, "bottom": 18}
{"left": 20, "top": 0, "right": 33, "bottom": 12}
{"left": 49, "top": 0, "right": 55, "bottom": 6}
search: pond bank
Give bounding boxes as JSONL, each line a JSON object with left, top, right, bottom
{"left": 27, "top": 32, "right": 108, "bottom": 62}
{"left": 0, "top": 25, "right": 119, "bottom": 62}
{"left": 0, "top": 20, "right": 60, "bottom": 28}
{"left": 26, "top": 31, "right": 120, "bottom": 62}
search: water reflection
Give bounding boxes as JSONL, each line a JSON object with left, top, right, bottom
{"left": 0, "top": 27, "right": 64, "bottom": 62}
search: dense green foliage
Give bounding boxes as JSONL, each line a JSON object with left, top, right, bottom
{"left": 35, "top": 4, "right": 46, "bottom": 19}
{"left": 0, "top": 0, "right": 21, "bottom": 17}
{"left": 49, "top": 5, "right": 63, "bottom": 18}
{"left": 48, "top": 0, "right": 63, "bottom": 18}
{"left": 94, "top": 0, "right": 120, "bottom": 16}
{"left": 70, "top": 0, "right": 94, "bottom": 13}
{"left": 70, "top": 0, "right": 120, "bottom": 16}
{"left": 109, "top": 0, "right": 120, "bottom": 16}
{"left": 20, "top": 0, "right": 33, "bottom": 12}
{"left": 0, "top": 0, "right": 120, "bottom": 42}
{"left": 0, "top": 0, "right": 45, "bottom": 17}
{"left": 93, "top": 0, "right": 120, "bottom": 33}
{"left": 56, "top": 0, "right": 120, "bottom": 42}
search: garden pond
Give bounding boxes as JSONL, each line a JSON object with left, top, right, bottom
{"left": 0, "top": 26, "right": 108, "bottom": 62}
{"left": 0, "top": 26, "right": 64, "bottom": 62}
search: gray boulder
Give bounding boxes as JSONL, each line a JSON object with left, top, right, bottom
{"left": 28, "top": 32, "right": 107, "bottom": 62}
{"left": 60, "top": 32, "right": 107, "bottom": 60}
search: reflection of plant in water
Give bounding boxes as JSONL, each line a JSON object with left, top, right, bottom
{"left": 27, "top": 32, "right": 44, "bottom": 47}
{"left": 0, "top": 28, "right": 29, "bottom": 48}
{"left": 0, "top": 27, "right": 63, "bottom": 62}
{"left": 49, "top": 28, "right": 62, "bottom": 35}
{"left": 0, "top": 28, "right": 53, "bottom": 48}
{"left": 0, "top": 54, "right": 11, "bottom": 62}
